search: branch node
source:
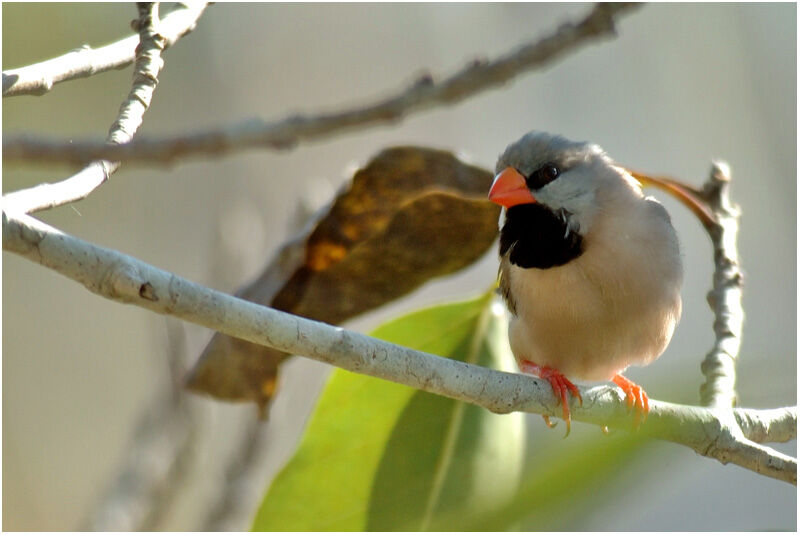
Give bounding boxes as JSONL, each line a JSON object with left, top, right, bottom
{"left": 139, "top": 282, "right": 158, "bottom": 301}
{"left": 413, "top": 71, "right": 434, "bottom": 88}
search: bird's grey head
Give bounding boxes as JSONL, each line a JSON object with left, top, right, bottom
{"left": 494, "top": 131, "right": 616, "bottom": 235}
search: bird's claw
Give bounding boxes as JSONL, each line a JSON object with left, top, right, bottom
{"left": 520, "top": 360, "right": 582, "bottom": 436}
{"left": 541, "top": 415, "right": 557, "bottom": 428}
{"left": 612, "top": 374, "right": 649, "bottom": 429}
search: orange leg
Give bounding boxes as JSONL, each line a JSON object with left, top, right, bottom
{"left": 612, "top": 374, "right": 649, "bottom": 429}
{"left": 520, "top": 360, "right": 582, "bottom": 436}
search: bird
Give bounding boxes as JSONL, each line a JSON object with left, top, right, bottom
{"left": 488, "top": 131, "right": 683, "bottom": 434}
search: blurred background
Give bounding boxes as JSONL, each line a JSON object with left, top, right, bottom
{"left": 3, "top": 2, "right": 796, "bottom": 530}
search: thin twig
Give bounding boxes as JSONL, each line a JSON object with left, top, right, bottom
{"left": 200, "top": 191, "right": 322, "bottom": 531}
{"left": 734, "top": 407, "right": 797, "bottom": 444}
{"left": 106, "top": 2, "right": 167, "bottom": 147}
{"left": 631, "top": 163, "right": 743, "bottom": 408}
{"left": 201, "top": 417, "right": 272, "bottom": 531}
{"left": 2, "top": 3, "right": 641, "bottom": 167}
{"left": 698, "top": 162, "right": 744, "bottom": 408}
{"left": 86, "top": 319, "right": 198, "bottom": 531}
{"left": 3, "top": 2, "right": 184, "bottom": 215}
{"left": 2, "top": 2, "right": 208, "bottom": 97}
{"left": 3, "top": 208, "right": 795, "bottom": 485}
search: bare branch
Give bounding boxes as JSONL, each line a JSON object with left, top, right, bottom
{"left": 698, "top": 162, "right": 744, "bottom": 408}
{"left": 86, "top": 319, "right": 198, "bottom": 531}
{"left": 3, "top": 208, "right": 795, "bottom": 485}
{"left": 3, "top": 161, "right": 111, "bottom": 214}
{"left": 4, "top": 2, "right": 179, "bottom": 214}
{"left": 2, "top": 3, "right": 640, "bottom": 167}
{"left": 735, "top": 407, "right": 797, "bottom": 444}
{"left": 2, "top": 2, "right": 208, "bottom": 97}
{"left": 106, "top": 2, "right": 167, "bottom": 146}
{"left": 631, "top": 162, "right": 744, "bottom": 409}
{"left": 729, "top": 438, "right": 796, "bottom": 483}
{"left": 699, "top": 410, "right": 796, "bottom": 484}
{"left": 201, "top": 417, "right": 272, "bottom": 531}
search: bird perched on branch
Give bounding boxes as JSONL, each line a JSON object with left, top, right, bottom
{"left": 488, "top": 131, "right": 683, "bottom": 434}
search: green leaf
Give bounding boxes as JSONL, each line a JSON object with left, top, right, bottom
{"left": 430, "top": 428, "right": 651, "bottom": 531}
{"left": 252, "top": 292, "right": 526, "bottom": 531}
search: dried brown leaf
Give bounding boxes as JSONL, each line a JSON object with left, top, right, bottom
{"left": 186, "top": 147, "right": 499, "bottom": 411}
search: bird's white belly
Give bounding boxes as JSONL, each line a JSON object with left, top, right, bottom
{"left": 506, "top": 250, "right": 680, "bottom": 382}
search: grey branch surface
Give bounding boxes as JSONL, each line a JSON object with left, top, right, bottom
{"left": 3, "top": 208, "right": 796, "bottom": 485}
{"left": 2, "top": 3, "right": 640, "bottom": 167}
{"left": 3, "top": 2, "right": 204, "bottom": 215}
{"left": 2, "top": 2, "right": 208, "bottom": 97}
{"left": 698, "top": 162, "right": 744, "bottom": 408}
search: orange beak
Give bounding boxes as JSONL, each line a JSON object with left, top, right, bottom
{"left": 488, "top": 167, "right": 537, "bottom": 208}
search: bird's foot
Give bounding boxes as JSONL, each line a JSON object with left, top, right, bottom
{"left": 520, "top": 360, "right": 582, "bottom": 436}
{"left": 541, "top": 415, "right": 557, "bottom": 429}
{"left": 612, "top": 374, "right": 649, "bottom": 429}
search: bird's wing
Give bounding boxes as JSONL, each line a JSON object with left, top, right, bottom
{"left": 498, "top": 257, "right": 517, "bottom": 316}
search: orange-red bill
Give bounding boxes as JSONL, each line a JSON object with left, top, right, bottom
{"left": 488, "top": 167, "right": 537, "bottom": 208}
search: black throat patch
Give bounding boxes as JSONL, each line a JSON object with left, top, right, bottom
{"left": 499, "top": 204, "right": 583, "bottom": 269}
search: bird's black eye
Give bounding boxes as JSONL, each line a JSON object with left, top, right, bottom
{"left": 525, "top": 162, "right": 561, "bottom": 189}
{"left": 542, "top": 164, "right": 560, "bottom": 181}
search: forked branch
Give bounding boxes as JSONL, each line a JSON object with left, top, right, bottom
{"left": 4, "top": 2, "right": 202, "bottom": 215}
{"left": 2, "top": 2, "right": 208, "bottom": 97}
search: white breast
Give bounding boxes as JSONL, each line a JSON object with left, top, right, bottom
{"left": 504, "top": 195, "right": 682, "bottom": 382}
